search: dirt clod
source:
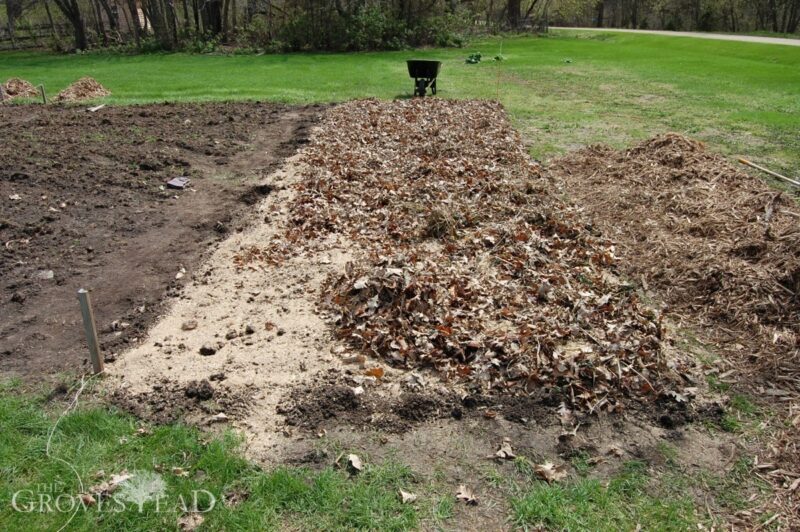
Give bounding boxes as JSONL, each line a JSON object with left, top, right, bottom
{"left": 199, "top": 344, "right": 217, "bottom": 356}
{"left": 185, "top": 379, "right": 214, "bottom": 400}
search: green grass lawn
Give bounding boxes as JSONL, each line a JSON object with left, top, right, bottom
{"left": 2, "top": 30, "right": 799, "bottom": 174}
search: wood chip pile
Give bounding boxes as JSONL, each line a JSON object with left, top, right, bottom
{"left": 288, "top": 99, "right": 681, "bottom": 410}
{"left": 55, "top": 77, "right": 111, "bottom": 102}
{"left": 554, "top": 134, "right": 799, "bottom": 371}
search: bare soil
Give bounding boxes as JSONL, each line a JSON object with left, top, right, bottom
{"left": 0, "top": 102, "right": 321, "bottom": 382}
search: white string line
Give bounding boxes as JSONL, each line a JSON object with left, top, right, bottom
{"left": 44, "top": 373, "right": 99, "bottom": 532}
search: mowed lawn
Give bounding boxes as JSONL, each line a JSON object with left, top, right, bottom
{"left": 2, "top": 30, "right": 799, "bottom": 173}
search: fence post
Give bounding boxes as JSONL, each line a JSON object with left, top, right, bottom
{"left": 77, "top": 288, "right": 104, "bottom": 374}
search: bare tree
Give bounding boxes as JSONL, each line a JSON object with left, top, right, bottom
{"left": 52, "top": 0, "right": 88, "bottom": 49}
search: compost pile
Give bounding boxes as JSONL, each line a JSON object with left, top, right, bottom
{"left": 55, "top": 77, "right": 111, "bottom": 102}
{"left": 1, "top": 78, "right": 38, "bottom": 99}
{"left": 553, "top": 135, "right": 799, "bottom": 371}
{"left": 288, "top": 99, "right": 682, "bottom": 411}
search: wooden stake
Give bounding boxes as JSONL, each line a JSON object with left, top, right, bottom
{"left": 739, "top": 158, "right": 800, "bottom": 188}
{"left": 0, "top": 85, "right": 6, "bottom": 102}
{"left": 39, "top": 84, "right": 47, "bottom": 104}
{"left": 77, "top": 288, "right": 104, "bottom": 374}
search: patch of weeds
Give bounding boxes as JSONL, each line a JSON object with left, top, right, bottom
{"left": 480, "top": 464, "right": 507, "bottom": 488}
{"left": 510, "top": 460, "right": 699, "bottom": 530}
{"left": 570, "top": 450, "right": 594, "bottom": 477}
{"left": 688, "top": 457, "right": 771, "bottom": 517}
{"left": 512, "top": 455, "right": 536, "bottom": 478}
{"left": 720, "top": 413, "right": 742, "bottom": 432}
{"left": 429, "top": 494, "right": 455, "bottom": 525}
{"left": 657, "top": 442, "right": 679, "bottom": 467}
{"left": 721, "top": 393, "right": 761, "bottom": 433}
{"left": 706, "top": 374, "right": 731, "bottom": 393}
{"left": 729, "top": 394, "right": 758, "bottom": 416}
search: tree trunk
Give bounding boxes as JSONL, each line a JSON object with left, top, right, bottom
{"left": 222, "top": 0, "right": 231, "bottom": 35}
{"left": 43, "top": 0, "right": 59, "bottom": 38}
{"left": 125, "top": 0, "right": 141, "bottom": 46}
{"left": 192, "top": 0, "right": 200, "bottom": 32}
{"left": 53, "top": 0, "right": 89, "bottom": 49}
{"left": 5, "top": 0, "right": 23, "bottom": 49}
{"left": 507, "top": 0, "right": 520, "bottom": 28}
{"left": 91, "top": 0, "right": 107, "bottom": 46}
{"left": 181, "top": 0, "right": 190, "bottom": 31}
{"left": 97, "top": 0, "right": 118, "bottom": 30}
{"left": 595, "top": 1, "right": 604, "bottom": 27}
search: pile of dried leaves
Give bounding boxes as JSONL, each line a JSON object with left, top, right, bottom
{"left": 287, "top": 99, "right": 683, "bottom": 411}
{"left": 55, "top": 77, "right": 111, "bottom": 102}
{"left": 553, "top": 134, "right": 799, "bottom": 375}
{"left": 1, "top": 78, "right": 38, "bottom": 100}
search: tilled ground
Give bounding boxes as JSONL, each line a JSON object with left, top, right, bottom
{"left": 0, "top": 103, "right": 321, "bottom": 380}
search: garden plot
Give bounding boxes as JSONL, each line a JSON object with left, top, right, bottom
{"left": 108, "top": 99, "right": 724, "bottom": 469}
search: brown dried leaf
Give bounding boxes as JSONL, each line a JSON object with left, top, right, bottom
{"left": 456, "top": 484, "right": 478, "bottom": 505}
{"left": 364, "top": 367, "right": 384, "bottom": 378}
{"left": 534, "top": 461, "right": 568, "bottom": 483}
{"left": 495, "top": 438, "right": 515, "bottom": 460}
{"left": 399, "top": 489, "right": 418, "bottom": 504}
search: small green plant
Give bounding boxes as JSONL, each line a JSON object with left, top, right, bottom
{"left": 657, "top": 442, "right": 679, "bottom": 466}
{"left": 466, "top": 51, "right": 482, "bottom": 64}
{"left": 706, "top": 374, "right": 730, "bottom": 392}
{"left": 721, "top": 412, "right": 743, "bottom": 432}
{"left": 570, "top": 451, "right": 593, "bottom": 477}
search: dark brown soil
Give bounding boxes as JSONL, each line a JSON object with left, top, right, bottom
{"left": 276, "top": 369, "right": 725, "bottom": 440}
{"left": 110, "top": 376, "right": 254, "bottom": 424}
{"left": 1, "top": 102, "right": 321, "bottom": 382}
{"left": 276, "top": 371, "right": 460, "bottom": 433}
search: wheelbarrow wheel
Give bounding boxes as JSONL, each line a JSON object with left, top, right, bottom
{"left": 415, "top": 78, "right": 427, "bottom": 97}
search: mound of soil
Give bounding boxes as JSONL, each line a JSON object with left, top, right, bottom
{"left": 553, "top": 134, "right": 799, "bottom": 369}
{"left": 277, "top": 372, "right": 457, "bottom": 433}
{"left": 111, "top": 377, "right": 253, "bottom": 424}
{"left": 55, "top": 77, "right": 111, "bottom": 102}
{"left": 1, "top": 78, "right": 38, "bottom": 100}
{"left": 0, "top": 102, "right": 320, "bottom": 380}
{"left": 272, "top": 99, "right": 691, "bottom": 412}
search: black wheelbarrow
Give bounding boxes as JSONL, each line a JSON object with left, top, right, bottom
{"left": 407, "top": 60, "right": 441, "bottom": 97}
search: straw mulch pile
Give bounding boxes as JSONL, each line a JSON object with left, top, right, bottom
{"left": 553, "top": 135, "right": 800, "bottom": 525}
{"left": 553, "top": 134, "right": 799, "bottom": 380}
{"left": 55, "top": 77, "right": 111, "bottom": 102}
{"left": 277, "top": 99, "right": 692, "bottom": 412}
{"left": 1, "top": 78, "right": 38, "bottom": 100}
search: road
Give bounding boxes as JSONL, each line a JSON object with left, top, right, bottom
{"left": 551, "top": 27, "right": 800, "bottom": 47}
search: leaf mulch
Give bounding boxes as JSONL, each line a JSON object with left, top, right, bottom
{"left": 279, "top": 99, "right": 692, "bottom": 412}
